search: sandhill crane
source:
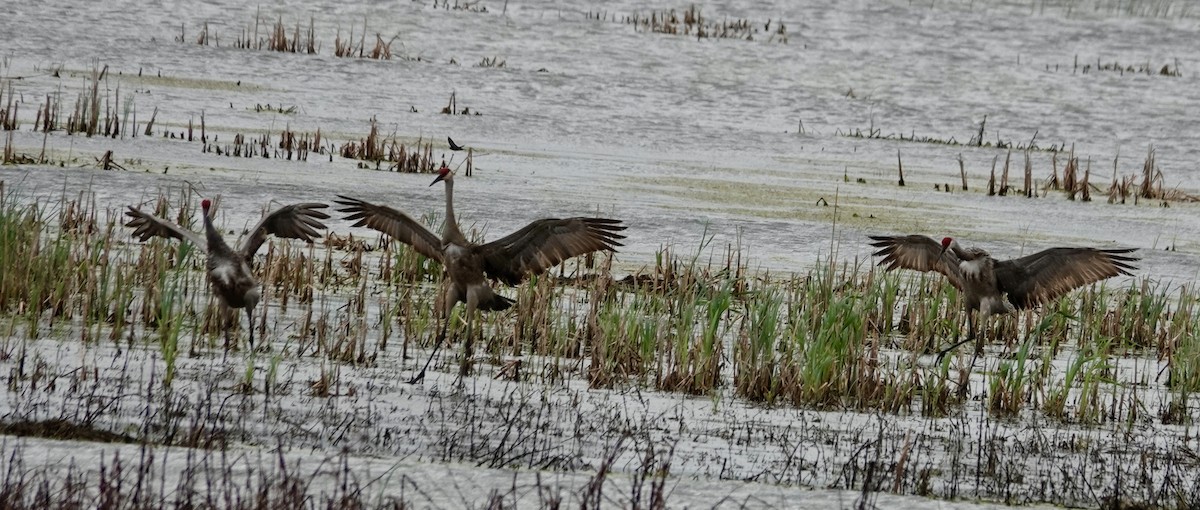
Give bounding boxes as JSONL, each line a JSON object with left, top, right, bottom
{"left": 125, "top": 199, "right": 330, "bottom": 349}
{"left": 869, "top": 235, "right": 1138, "bottom": 357}
{"left": 336, "top": 165, "right": 626, "bottom": 383}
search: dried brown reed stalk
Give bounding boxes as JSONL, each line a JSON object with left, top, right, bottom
{"left": 629, "top": 6, "right": 775, "bottom": 42}
{"left": 97, "top": 150, "right": 126, "bottom": 171}
{"left": 896, "top": 150, "right": 904, "bottom": 186}
{"left": 369, "top": 34, "right": 396, "bottom": 60}
{"left": 305, "top": 17, "right": 317, "bottom": 54}
{"left": 143, "top": 106, "right": 157, "bottom": 136}
{"left": 34, "top": 94, "right": 56, "bottom": 133}
{"left": 1140, "top": 147, "right": 1162, "bottom": 199}
{"left": 1063, "top": 150, "right": 1079, "bottom": 200}
{"left": 1081, "top": 159, "right": 1091, "bottom": 202}
{"left": 2, "top": 132, "right": 13, "bottom": 164}
{"left": 65, "top": 64, "right": 107, "bottom": 136}
{"left": 1108, "top": 154, "right": 1128, "bottom": 204}
{"left": 0, "top": 82, "right": 17, "bottom": 131}
{"left": 268, "top": 16, "right": 290, "bottom": 52}
{"left": 957, "top": 154, "right": 967, "bottom": 191}
{"left": 1023, "top": 151, "right": 1033, "bottom": 197}
{"left": 334, "top": 26, "right": 358, "bottom": 57}
{"left": 998, "top": 150, "right": 1011, "bottom": 196}
{"left": 196, "top": 22, "right": 211, "bottom": 45}
{"left": 987, "top": 157, "right": 997, "bottom": 196}
{"left": 338, "top": 120, "right": 435, "bottom": 172}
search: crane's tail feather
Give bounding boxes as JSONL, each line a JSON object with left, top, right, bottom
{"left": 481, "top": 294, "right": 515, "bottom": 312}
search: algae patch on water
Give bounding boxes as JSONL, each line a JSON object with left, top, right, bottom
{"left": 60, "top": 68, "right": 265, "bottom": 92}
{"left": 626, "top": 174, "right": 975, "bottom": 231}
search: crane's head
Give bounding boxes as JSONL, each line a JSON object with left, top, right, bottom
{"left": 939, "top": 236, "right": 954, "bottom": 255}
{"left": 430, "top": 162, "right": 453, "bottom": 186}
{"left": 201, "top": 199, "right": 212, "bottom": 211}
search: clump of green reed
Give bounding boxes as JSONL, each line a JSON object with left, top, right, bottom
{"left": 0, "top": 187, "right": 139, "bottom": 341}
{"left": 988, "top": 339, "right": 1035, "bottom": 417}
{"left": 1100, "top": 281, "right": 1172, "bottom": 349}
{"left": 919, "top": 359, "right": 968, "bottom": 417}
{"left": 154, "top": 266, "right": 191, "bottom": 386}
{"left": 657, "top": 277, "right": 730, "bottom": 394}
{"left": 653, "top": 237, "right": 743, "bottom": 395}
{"left": 734, "top": 285, "right": 782, "bottom": 401}
{"left": 589, "top": 280, "right": 663, "bottom": 388}
{"left": 584, "top": 236, "right": 745, "bottom": 393}
{"left": 1162, "top": 285, "right": 1200, "bottom": 424}
{"left": 732, "top": 261, "right": 915, "bottom": 411}
{"left": 893, "top": 275, "right": 962, "bottom": 353}
{"left": 1043, "top": 339, "right": 1112, "bottom": 423}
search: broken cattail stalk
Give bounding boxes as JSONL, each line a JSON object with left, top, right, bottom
{"left": 1070, "top": 145, "right": 1080, "bottom": 199}
{"left": 896, "top": 149, "right": 905, "bottom": 187}
{"left": 958, "top": 154, "right": 967, "bottom": 191}
{"left": 1140, "top": 147, "right": 1159, "bottom": 199}
{"left": 987, "top": 156, "right": 997, "bottom": 196}
{"left": 144, "top": 106, "right": 157, "bottom": 136}
{"left": 1023, "top": 151, "right": 1032, "bottom": 198}
{"left": 999, "top": 150, "right": 1011, "bottom": 196}
{"left": 1081, "top": 158, "right": 1092, "bottom": 202}
{"left": 1050, "top": 152, "right": 1059, "bottom": 190}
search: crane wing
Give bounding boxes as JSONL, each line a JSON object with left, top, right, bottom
{"left": 124, "top": 206, "right": 207, "bottom": 252}
{"left": 996, "top": 247, "right": 1138, "bottom": 308}
{"left": 479, "top": 217, "right": 626, "bottom": 285}
{"left": 868, "top": 235, "right": 965, "bottom": 290}
{"left": 334, "top": 196, "right": 444, "bottom": 263}
{"left": 240, "top": 203, "right": 330, "bottom": 260}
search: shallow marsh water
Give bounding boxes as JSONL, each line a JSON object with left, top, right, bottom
{"left": 2, "top": 0, "right": 1200, "bottom": 507}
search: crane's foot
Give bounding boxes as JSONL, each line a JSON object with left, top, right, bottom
{"left": 406, "top": 369, "right": 427, "bottom": 385}
{"left": 934, "top": 337, "right": 974, "bottom": 364}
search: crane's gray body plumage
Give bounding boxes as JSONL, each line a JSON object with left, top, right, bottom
{"left": 336, "top": 167, "right": 626, "bottom": 381}
{"left": 869, "top": 234, "right": 1138, "bottom": 350}
{"left": 126, "top": 201, "right": 329, "bottom": 348}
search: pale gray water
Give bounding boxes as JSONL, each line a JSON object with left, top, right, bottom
{"left": 1, "top": 0, "right": 1199, "bottom": 507}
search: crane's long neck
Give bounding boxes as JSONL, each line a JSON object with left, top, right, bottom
{"left": 949, "top": 241, "right": 987, "bottom": 261}
{"left": 441, "top": 177, "right": 468, "bottom": 245}
{"left": 202, "top": 208, "right": 234, "bottom": 257}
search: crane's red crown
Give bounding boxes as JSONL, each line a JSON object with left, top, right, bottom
{"left": 431, "top": 163, "right": 453, "bottom": 186}
{"left": 940, "top": 237, "right": 953, "bottom": 248}
{"left": 201, "top": 199, "right": 212, "bottom": 210}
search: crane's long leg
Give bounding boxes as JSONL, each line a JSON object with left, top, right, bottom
{"left": 935, "top": 312, "right": 977, "bottom": 363}
{"left": 408, "top": 285, "right": 459, "bottom": 384}
{"left": 221, "top": 304, "right": 236, "bottom": 351}
{"left": 458, "top": 293, "right": 479, "bottom": 378}
{"left": 246, "top": 308, "right": 256, "bottom": 351}
{"left": 412, "top": 316, "right": 451, "bottom": 384}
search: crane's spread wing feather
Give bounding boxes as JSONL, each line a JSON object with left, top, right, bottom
{"left": 868, "top": 235, "right": 965, "bottom": 290}
{"left": 240, "top": 203, "right": 330, "bottom": 260}
{"left": 996, "top": 247, "right": 1138, "bottom": 308}
{"left": 334, "top": 196, "right": 444, "bottom": 263}
{"left": 124, "top": 206, "right": 207, "bottom": 252}
{"left": 480, "top": 218, "right": 626, "bottom": 285}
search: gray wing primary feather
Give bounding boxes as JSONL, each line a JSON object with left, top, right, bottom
{"left": 334, "top": 196, "right": 444, "bottom": 263}
{"left": 480, "top": 217, "right": 626, "bottom": 285}
{"left": 868, "top": 235, "right": 965, "bottom": 290}
{"left": 124, "top": 206, "right": 208, "bottom": 252}
{"left": 240, "top": 203, "right": 330, "bottom": 259}
{"left": 997, "top": 247, "right": 1138, "bottom": 308}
